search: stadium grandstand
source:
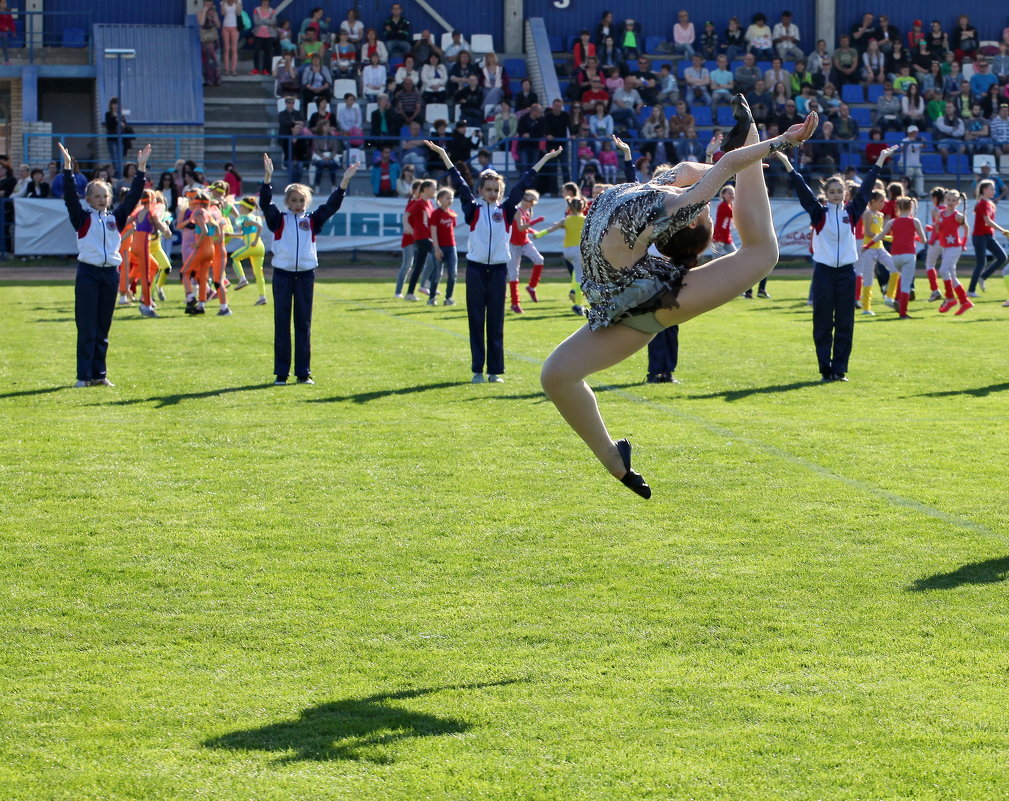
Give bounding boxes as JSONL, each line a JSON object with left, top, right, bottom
{"left": 0, "top": 0, "right": 1008, "bottom": 255}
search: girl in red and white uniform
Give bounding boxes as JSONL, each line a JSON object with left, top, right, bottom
{"left": 968, "top": 179, "right": 1009, "bottom": 300}
{"left": 934, "top": 190, "right": 972, "bottom": 315}
{"left": 507, "top": 189, "right": 545, "bottom": 313}
{"left": 923, "top": 186, "right": 945, "bottom": 302}
{"left": 867, "top": 196, "right": 926, "bottom": 319}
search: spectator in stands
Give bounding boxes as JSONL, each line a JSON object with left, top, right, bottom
{"left": 674, "top": 127, "right": 705, "bottom": 162}
{"left": 925, "top": 89, "right": 945, "bottom": 122}
{"left": 588, "top": 100, "right": 614, "bottom": 141}
{"left": 298, "top": 27, "right": 327, "bottom": 66}
{"left": 610, "top": 76, "right": 642, "bottom": 133}
{"left": 413, "top": 30, "right": 442, "bottom": 66}
{"left": 421, "top": 53, "right": 448, "bottom": 103}
{"left": 874, "top": 14, "right": 897, "bottom": 53}
{"left": 310, "top": 120, "right": 341, "bottom": 190}
{"left": 773, "top": 10, "right": 803, "bottom": 61}
{"left": 113, "top": 162, "right": 137, "bottom": 197}
{"left": 862, "top": 39, "right": 885, "bottom": 85}
{"left": 573, "top": 30, "right": 596, "bottom": 70}
{"left": 832, "top": 102, "right": 859, "bottom": 141}
{"left": 383, "top": 3, "right": 412, "bottom": 60}
{"left": 699, "top": 21, "right": 719, "bottom": 61}
{"left": 277, "top": 96, "right": 304, "bottom": 162}
{"left": 598, "top": 36, "right": 624, "bottom": 75}
{"left": 103, "top": 98, "right": 132, "bottom": 173}
{"left": 795, "top": 85, "right": 816, "bottom": 115}
{"left": 892, "top": 64, "right": 915, "bottom": 95}
{"left": 906, "top": 19, "right": 925, "bottom": 51}
{"left": 300, "top": 54, "right": 332, "bottom": 109}
{"left": 832, "top": 35, "right": 859, "bottom": 85}
{"left": 850, "top": 13, "right": 878, "bottom": 53}
{"left": 964, "top": 104, "right": 994, "bottom": 155}
{"left": 361, "top": 27, "right": 388, "bottom": 65}
{"left": 943, "top": 63, "right": 963, "bottom": 100}
{"left": 392, "top": 53, "right": 418, "bottom": 88}
{"left": 396, "top": 163, "right": 415, "bottom": 196}
{"left": 11, "top": 163, "right": 28, "bottom": 197}
{"left": 339, "top": 8, "right": 363, "bottom": 46}
{"left": 667, "top": 99, "right": 694, "bottom": 139}
{"left": 626, "top": 57, "right": 656, "bottom": 104}
{"left": 395, "top": 76, "right": 423, "bottom": 125}
{"left": 594, "top": 10, "right": 615, "bottom": 47}
{"left": 723, "top": 17, "right": 745, "bottom": 60}
{"left": 21, "top": 167, "right": 49, "bottom": 198}
{"left": 449, "top": 50, "right": 478, "bottom": 92}
{"left": 791, "top": 59, "right": 817, "bottom": 94}
{"left": 288, "top": 122, "right": 313, "bottom": 182}
{"left": 338, "top": 91, "right": 362, "bottom": 133}
{"left": 481, "top": 52, "right": 508, "bottom": 108}
{"left": 362, "top": 53, "right": 387, "bottom": 102}
{"left": 971, "top": 59, "right": 997, "bottom": 102}
{"left": 618, "top": 18, "right": 641, "bottom": 61}
{"left": 639, "top": 106, "right": 667, "bottom": 161}
{"left": 300, "top": 7, "right": 331, "bottom": 42}
{"left": 671, "top": 10, "right": 695, "bottom": 58}
{"left": 776, "top": 98, "right": 802, "bottom": 133}
{"left": 369, "top": 93, "right": 401, "bottom": 147}
{"left": 277, "top": 19, "right": 295, "bottom": 55}
{"left": 876, "top": 84, "right": 902, "bottom": 133}
{"left": 974, "top": 163, "right": 1007, "bottom": 200}
{"left": 765, "top": 57, "right": 789, "bottom": 90}
{"left": 820, "top": 81, "right": 840, "bottom": 112}
{"left": 982, "top": 84, "right": 1006, "bottom": 119}
{"left": 517, "top": 103, "right": 547, "bottom": 171}
{"left": 581, "top": 76, "right": 609, "bottom": 108}
{"left": 927, "top": 20, "right": 948, "bottom": 62}
{"left": 455, "top": 73, "right": 485, "bottom": 125}
{"left": 654, "top": 63, "right": 676, "bottom": 103}
{"left": 887, "top": 41, "right": 909, "bottom": 80}
{"left": 745, "top": 78, "right": 773, "bottom": 124}
{"left": 513, "top": 79, "right": 538, "bottom": 114}
{"left": 901, "top": 82, "right": 926, "bottom": 128}
{"left": 919, "top": 59, "right": 942, "bottom": 96}
{"left": 993, "top": 105, "right": 1009, "bottom": 157}
{"left": 951, "top": 15, "right": 978, "bottom": 63}
{"left": 332, "top": 30, "right": 357, "bottom": 78}
{"left": 807, "top": 39, "right": 829, "bottom": 75}
{"left": 218, "top": 0, "right": 242, "bottom": 77}
{"left": 991, "top": 42, "right": 1009, "bottom": 84}
{"left": 684, "top": 54, "right": 711, "bottom": 106}
{"left": 197, "top": 0, "right": 222, "bottom": 86}
{"left": 400, "top": 121, "right": 428, "bottom": 171}
{"left": 307, "top": 96, "right": 335, "bottom": 129}
{"left": 371, "top": 146, "right": 400, "bottom": 196}
{"left": 805, "top": 119, "right": 839, "bottom": 176}
{"left": 544, "top": 96, "right": 570, "bottom": 145}
{"left": 708, "top": 55, "right": 733, "bottom": 108}
{"left": 934, "top": 101, "right": 966, "bottom": 167}
{"left": 771, "top": 81, "right": 789, "bottom": 115}
{"left": 493, "top": 99, "right": 518, "bottom": 143}
{"left": 899, "top": 125, "right": 924, "bottom": 196}
{"left": 274, "top": 52, "right": 300, "bottom": 97}
{"left": 953, "top": 80, "right": 972, "bottom": 118}
{"left": 745, "top": 13, "right": 773, "bottom": 60}
{"left": 912, "top": 40, "right": 934, "bottom": 82}
{"left": 447, "top": 120, "right": 473, "bottom": 165}
{"left": 444, "top": 31, "right": 469, "bottom": 63}
{"left": 733, "top": 52, "right": 761, "bottom": 94}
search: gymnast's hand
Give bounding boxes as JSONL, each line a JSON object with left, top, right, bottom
{"left": 612, "top": 135, "right": 631, "bottom": 161}
{"left": 782, "top": 112, "right": 818, "bottom": 146}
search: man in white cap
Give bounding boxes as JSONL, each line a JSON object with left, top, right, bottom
{"left": 973, "top": 162, "right": 1007, "bottom": 200}
{"left": 901, "top": 124, "right": 924, "bottom": 197}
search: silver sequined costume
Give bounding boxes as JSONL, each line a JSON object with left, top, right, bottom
{"left": 580, "top": 179, "right": 706, "bottom": 330}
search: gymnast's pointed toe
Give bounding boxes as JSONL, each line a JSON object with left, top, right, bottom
{"left": 615, "top": 438, "right": 652, "bottom": 499}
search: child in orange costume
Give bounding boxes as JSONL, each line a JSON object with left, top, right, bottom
{"left": 127, "top": 190, "right": 165, "bottom": 317}
{"left": 182, "top": 192, "right": 231, "bottom": 316}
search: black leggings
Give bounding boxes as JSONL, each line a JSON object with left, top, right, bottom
{"left": 253, "top": 36, "right": 273, "bottom": 73}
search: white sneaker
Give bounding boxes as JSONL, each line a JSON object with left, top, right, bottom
{"left": 980, "top": 279, "right": 987, "bottom": 292}
{"left": 139, "top": 304, "right": 158, "bottom": 318}
{"left": 443, "top": 298, "right": 456, "bottom": 306}
{"left": 92, "top": 377, "right": 115, "bottom": 387}
{"left": 427, "top": 298, "right": 438, "bottom": 306}
{"left": 217, "top": 306, "right": 233, "bottom": 316}
{"left": 861, "top": 309, "right": 875, "bottom": 315}
{"left": 234, "top": 277, "right": 250, "bottom": 291}
{"left": 418, "top": 287, "right": 430, "bottom": 296}
{"left": 487, "top": 374, "right": 504, "bottom": 383}
{"left": 471, "top": 373, "right": 485, "bottom": 383}
{"left": 156, "top": 287, "right": 166, "bottom": 302}
{"left": 967, "top": 291, "right": 980, "bottom": 298}
{"left": 394, "top": 292, "right": 403, "bottom": 298}
{"left": 404, "top": 294, "right": 418, "bottom": 301}
{"left": 255, "top": 296, "right": 268, "bottom": 306}
{"left": 883, "top": 297, "right": 895, "bottom": 307}
{"left": 928, "top": 289, "right": 942, "bottom": 302}
{"left": 855, "top": 299, "right": 862, "bottom": 309}
{"left": 117, "top": 294, "right": 131, "bottom": 306}
{"left": 73, "top": 379, "right": 90, "bottom": 388}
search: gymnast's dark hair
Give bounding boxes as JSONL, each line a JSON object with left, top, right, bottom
{"left": 654, "top": 220, "right": 711, "bottom": 269}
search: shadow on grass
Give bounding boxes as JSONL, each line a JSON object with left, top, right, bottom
{"left": 687, "top": 380, "right": 821, "bottom": 402}
{"left": 909, "top": 556, "right": 1009, "bottom": 592}
{"left": 0, "top": 385, "right": 71, "bottom": 400}
{"left": 106, "top": 384, "right": 273, "bottom": 408}
{"left": 310, "top": 381, "right": 461, "bottom": 404}
{"left": 916, "top": 382, "right": 1009, "bottom": 399}
{"left": 203, "top": 680, "right": 520, "bottom": 763}
{"left": 458, "top": 382, "right": 642, "bottom": 403}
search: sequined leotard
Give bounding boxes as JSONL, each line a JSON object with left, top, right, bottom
{"left": 580, "top": 178, "right": 706, "bottom": 330}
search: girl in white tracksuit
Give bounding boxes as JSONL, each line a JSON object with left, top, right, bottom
{"left": 424, "top": 140, "right": 563, "bottom": 383}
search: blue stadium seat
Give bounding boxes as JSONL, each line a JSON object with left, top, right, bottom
{"left": 704, "top": 60, "right": 717, "bottom": 71}
{"left": 841, "top": 84, "right": 864, "bottom": 104}
{"left": 716, "top": 105, "right": 735, "bottom": 127}
{"left": 947, "top": 154, "right": 970, "bottom": 175}
{"left": 884, "top": 131, "right": 903, "bottom": 144}
{"left": 645, "top": 36, "right": 666, "bottom": 55}
{"left": 840, "top": 152, "right": 862, "bottom": 170}
{"left": 783, "top": 61, "right": 795, "bottom": 72}
{"left": 866, "top": 84, "right": 884, "bottom": 103}
{"left": 850, "top": 107, "right": 872, "bottom": 126}
{"left": 921, "top": 153, "right": 944, "bottom": 174}
{"left": 548, "top": 34, "right": 562, "bottom": 52}
{"left": 505, "top": 58, "right": 527, "bottom": 79}
{"left": 756, "top": 61, "right": 771, "bottom": 73}
{"left": 664, "top": 105, "right": 678, "bottom": 119}
{"left": 636, "top": 106, "right": 652, "bottom": 125}
{"left": 730, "top": 60, "right": 742, "bottom": 72}
{"left": 677, "top": 60, "right": 690, "bottom": 78}
{"left": 918, "top": 131, "right": 932, "bottom": 144}
{"left": 691, "top": 106, "right": 712, "bottom": 126}
{"left": 62, "top": 28, "right": 86, "bottom": 48}
{"left": 567, "top": 35, "right": 580, "bottom": 51}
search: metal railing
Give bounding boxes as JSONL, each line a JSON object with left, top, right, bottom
{"left": 5, "top": 10, "right": 95, "bottom": 65}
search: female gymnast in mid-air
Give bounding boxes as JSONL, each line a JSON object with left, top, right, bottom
{"left": 540, "top": 97, "right": 818, "bottom": 499}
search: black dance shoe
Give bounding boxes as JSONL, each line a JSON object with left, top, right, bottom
{"left": 615, "top": 438, "right": 651, "bottom": 499}
{"left": 721, "top": 94, "right": 755, "bottom": 154}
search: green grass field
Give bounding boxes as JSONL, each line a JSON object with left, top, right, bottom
{"left": 3, "top": 275, "right": 1009, "bottom": 800}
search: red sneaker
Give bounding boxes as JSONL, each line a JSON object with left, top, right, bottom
{"left": 525, "top": 285, "right": 538, "bottom": 303}
{"left": 938, "top": 298, "right": 957, "bottom": 313}
{"left": 249, "top": 69, "right": 259, "bottom": 75}
{"left": 510, "top": 303, "right": 524, "bottom": 314}
{"left": 954, "top": 300, "right": 974, "bottom": 315}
